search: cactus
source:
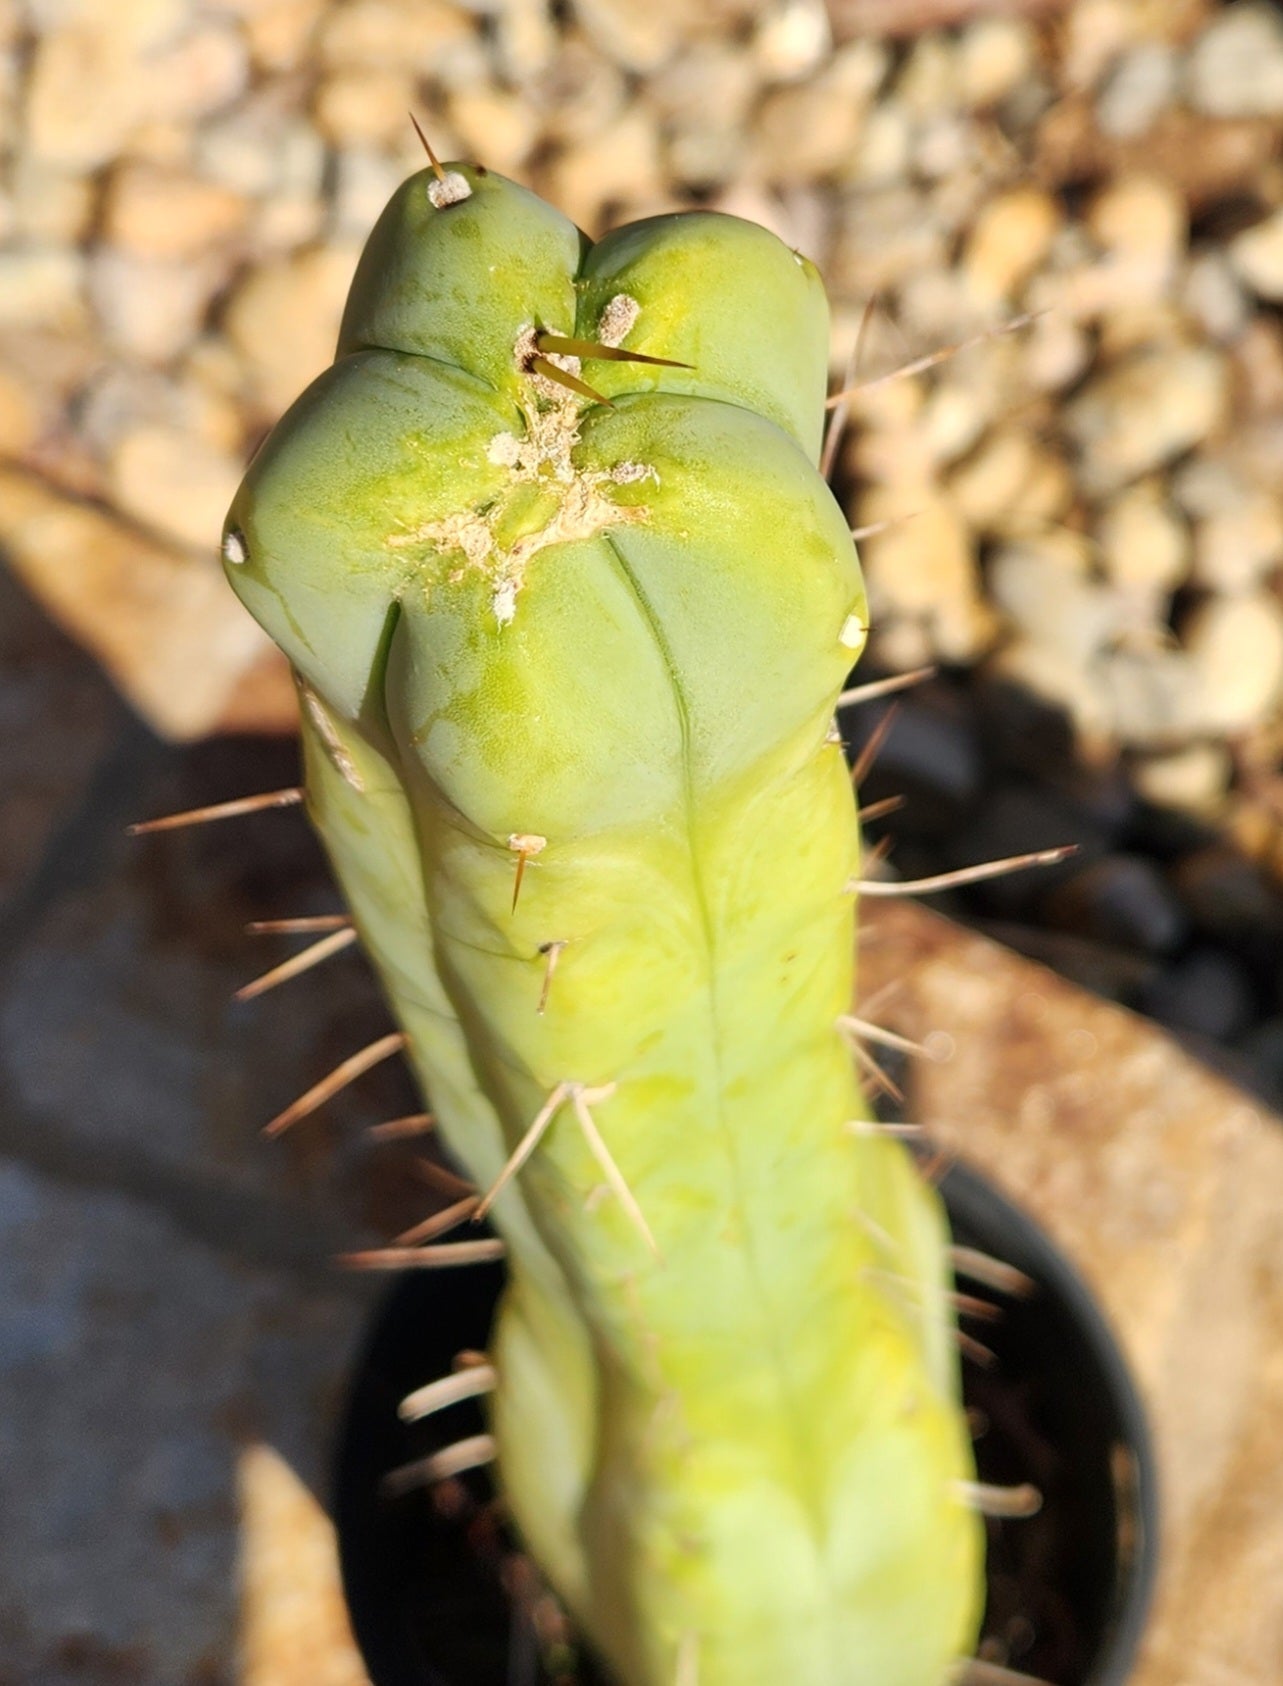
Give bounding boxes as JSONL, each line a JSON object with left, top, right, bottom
{"left": 220, "top": 160, "right": 985, "bottom": 1686}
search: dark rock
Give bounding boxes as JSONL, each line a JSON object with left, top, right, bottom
{"left": 1126, "top": 798, "right": 1223, "bottom": 861}
{"left": 1137, "top": 946, "right": 1258, "bottom": 1042}
{"left": 942, "top": 783, "right": 1108, "bottom": 918}
{"left": 844, "top": 688, "right": 985, "bottom": 838}
{"left": 1041, "top": 854, "right": 1187, "bottom": 955}
{"left": 1171, "top": 842, "right": 1283, "bottom": 951}
{"left": 973, "top": 671, "right": 1077, "bottom": 781}
{"left": 1235, "top": 1019, "right": 1283, "bottom": 1110}
{"left": 1043, "top": 759, "right": 1137, "bottom": 838}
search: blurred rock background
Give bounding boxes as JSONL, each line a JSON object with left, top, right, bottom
{"left": 5, "top": 0, "right": 1283, "bottom": 1681}
{"left": 7, "top": 0, "right": 1283, "bottom": 1094}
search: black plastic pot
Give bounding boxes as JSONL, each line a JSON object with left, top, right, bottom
{"left": 335, "top": 1158, "right": 1159, "bottom": 1686}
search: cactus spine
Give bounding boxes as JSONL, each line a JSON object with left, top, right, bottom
{"left": 222, "top": 162, "right": 984, "bottom": 1686}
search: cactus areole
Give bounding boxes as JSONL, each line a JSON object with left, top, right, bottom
{"left": 222, "top": 164, "right": 984, "bottom": 1686}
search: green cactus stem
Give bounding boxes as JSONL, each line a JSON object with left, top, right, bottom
{"left": 222, "top": 162, "right": 984, "bottom": 1686}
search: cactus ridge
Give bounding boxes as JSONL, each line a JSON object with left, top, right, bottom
{"left": 223, "top": 163, "right": 984, "bottom": 1686}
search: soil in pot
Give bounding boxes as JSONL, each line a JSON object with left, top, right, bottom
{"left": 335, "top": 1158, "right": 1158, "bottom": 1686}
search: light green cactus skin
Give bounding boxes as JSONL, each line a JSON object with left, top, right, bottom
{"left": 222, "top": 163, "right": 983, "bottom": 1686}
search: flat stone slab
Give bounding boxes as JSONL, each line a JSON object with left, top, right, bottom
{"left": 0, "top": 1158, "right": 370, "bottom": 1686}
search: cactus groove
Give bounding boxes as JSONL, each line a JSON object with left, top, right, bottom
{"left": 223, "top": 162, "right": 984, "bottom": 1686}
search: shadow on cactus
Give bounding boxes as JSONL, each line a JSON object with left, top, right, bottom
{"left": 211, "top": 155, "right": 1030, "bottom": 1686}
